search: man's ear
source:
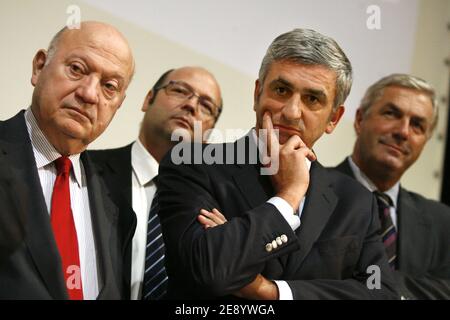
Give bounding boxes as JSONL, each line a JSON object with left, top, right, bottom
{"left": 354, "top": 108, "right": 364, "bottom": 135}
{"left": 253, "top": 79, "right": 261, "bottom": 111}
{"left": 31, "top": 50, "right": 48, "bottom": 87}
{"left": 141, "top": 89, "right": 154, "bottom": 112}
{"left": 325, "top": 105, "right": 345, "bottom": 134}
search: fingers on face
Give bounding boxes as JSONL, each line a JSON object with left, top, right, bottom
{"left": 282, "top": 135, "right": 316, "bottom": 162}
{"left": 262, "top": 112, "right": 280, "bottom": 160}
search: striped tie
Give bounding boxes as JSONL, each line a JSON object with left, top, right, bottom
{"left": 142, "top": 190, "right": 168, "bottom": 300}
{"left": 373, "top": 191, "right": 397, "bottom": 269}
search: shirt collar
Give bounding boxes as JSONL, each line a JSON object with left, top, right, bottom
{"left": 131, "top": 138, "right": 159, "bottom": 186}
{"left": 347, "top": 156, "right": 399, "bottom": 208}
{"left": 251, "top": 128, "right": 312, "bottom": 171}
{"left": 24, "top": 108, "right": 82, "bottom": 187}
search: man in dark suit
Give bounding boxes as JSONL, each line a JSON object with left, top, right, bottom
{"left": 0, "top": 21, "right": 136, "bottom": 299}
{"left": 157, "top": 28, "right": 398, "bottom": 299}
{"left": 89, "top": 66, "right": 223, "bottom": 299}
{"left": 334, "top": 74, "right": 450, "bottom": 299}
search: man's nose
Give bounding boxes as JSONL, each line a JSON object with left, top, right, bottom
{"left": 281, "top": 94, "right": 302, "bottom": 121}
{"left": 393, "top": 118, "right": 410, "bottom": 141}
{"left": 181, "top": 94, "right": 201, "bottom": 116}
{"left": 75, "top": 76, "right": 100, "bottom": 105}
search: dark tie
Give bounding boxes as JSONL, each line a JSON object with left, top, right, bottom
{"left": 142, "top": 182, "right": 168, "bottom": 300}
{"left": 50, "top": 156, "right": 83, "bottom": 300}
{"left": 373, "top": 191, "right": 397, "bottom": 269}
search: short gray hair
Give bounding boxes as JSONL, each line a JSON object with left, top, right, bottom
{"left": 258, "top": 28, "right": 353, "bottom": 109}
{"left": 359, "top": 73, "right": 438, "bottom": 132}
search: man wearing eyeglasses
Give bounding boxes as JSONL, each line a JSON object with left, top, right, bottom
{"left": 89, "top": 66, "right": 223, "bottom": 300}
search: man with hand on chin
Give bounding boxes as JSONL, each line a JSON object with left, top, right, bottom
{"left": 157, "top": 28, "right": 398, "bottom": 300}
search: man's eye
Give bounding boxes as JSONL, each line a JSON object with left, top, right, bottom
{"left": 306, "top": 95, "right": 318, "bottom": 104}
{"left": 411, "top": 121, "right": 424, "bottom": 133}
{"left": 104, "top": 82, "right": 118, "bottom": 91}
{"left": 69, "top": 63, "right": 83, "bottom": 74}
{"left": 200, "top": 101, "right": 214, "bottom": 116}
{"left": 171, "top": 85, "right": 190, "bottom": 96}
{"left": 275, "top": 86, "right": 288, "bottom": 95}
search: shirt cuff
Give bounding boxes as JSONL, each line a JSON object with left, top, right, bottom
{"left": 274, "top": 280, "right": 293, "bottom": 300}
{"left": 267, "top": 197, "right": 301, "bottom": 231}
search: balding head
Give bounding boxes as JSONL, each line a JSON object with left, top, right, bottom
{"left": 30, "top": 21, "right": 135, "bottom": 155}
{"left": 138, "top": 65, "right": 223, "bottom": 162}
{"left": 46, "top": 21, "right": 135, "bottom": 85}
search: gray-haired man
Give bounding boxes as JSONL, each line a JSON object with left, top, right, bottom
{"left": 335, "top": 74, "right": 450, "bottom": 299}
{"left": 157, "top": 29, "right": 398, "bottom": 299}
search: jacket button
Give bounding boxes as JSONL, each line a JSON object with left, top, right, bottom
{"left": 271, "top": 240, "right": 278, "bottom": 249}
{"left": 265, "top": 243, "right": 273, "bottom": 252}
{"left": 276, "top": 237, "right": 282, "bottom": 246}
{"left": 280, "top": 234, "right": 288, "bottom": 243}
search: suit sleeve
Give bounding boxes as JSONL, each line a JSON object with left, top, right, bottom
{"left": 285, "top": 196, "right": 399, "bottom": 299}
{"left": 394, "top": 272, "right": 450, "bottom": 299}
{"left": 157, "top": 154, "right": 300, "bottom": 297}
{"left": 397, "top": 200, "right": 450, "bottom": 300}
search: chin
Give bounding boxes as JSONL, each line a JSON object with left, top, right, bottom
{"left": 58, "top": 119, "right": 90, "bottom": 140}
{"left": 377, "top": 155, "right": 404, "bottom": 171}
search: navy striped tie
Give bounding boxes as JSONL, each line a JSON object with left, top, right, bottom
{"left": 142, "top": 189, "right": 168, "bottom": 300}
{"left": 373, "top": 191, "right": 397, "bottom": 269}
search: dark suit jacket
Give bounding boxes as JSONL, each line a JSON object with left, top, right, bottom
{"left": 335, "top": 158, "right": 450, "bottom": 299}
{"left": 88, "top": 144, "right": 134, "bottom": 297}
{"left": 157, "top": 135, "right": 398, "bottom": 299}
{"left": 0, "top": 111, "right": 136, "bottom": 299}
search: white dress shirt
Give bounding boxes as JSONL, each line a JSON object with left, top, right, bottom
{"left": 347, "top": 156, "right": 399, "bottom": 228}
{"left": 25, "top": 108, "right": 99, "bottom": 300}
{"left": 252, "top": 129, "right": 311, "bottom": 300}
{"left": 130, "top": 139, "right": 159, "bottom": 300}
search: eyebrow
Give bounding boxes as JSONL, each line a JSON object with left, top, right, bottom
{"left": 66, "top": 53, "right": 127, "bottom": 86}
{"left": 384, "top": 103, "right": 428, "bottom": 124}
{"left": 271, "top": 77, "right": 327, "bottom": 101}
{"left": 175, "top": 80, "right": 217, "bottom": 103}
{"left": 270, "top": 77, "right": 293, "bottom": 89}
{"left": 303, "top": 88, "right": 327, "bottom": 102}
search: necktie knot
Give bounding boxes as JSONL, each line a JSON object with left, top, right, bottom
{"left": 55, "top": 156, "right": 72, "bottom": 175}
{"left": 373, "top": 191, "right": 393, "bottom": 208}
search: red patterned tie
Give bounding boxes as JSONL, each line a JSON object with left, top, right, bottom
{"left": 50, "top": 156, "right": 83, "bottom": 300}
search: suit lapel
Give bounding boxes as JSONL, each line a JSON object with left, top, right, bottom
{"left": 0, "top": 114, "right": 68, "bottom": 299}
{"left": 83, "top": 152, "right": 136, "bottom": 299}
{"left": 335, "top": 158, "right": 355, "bottom": 178}
{"left": 233, "top": 164, "right": 273, "bottom": 209}
{"left": 97, "top": 145, "right": 132, "bottom": 206}
{"left": 231, "top": 134, "right": 274, "bottom": 209}
{"left": 397, "top": 188, "right": 431, "bottom": 272}
{"left": 82, "top": 153, "right": 118, "bottom": 299}
{"left": 285, "top": 162, "right": 338, "bottom": 272}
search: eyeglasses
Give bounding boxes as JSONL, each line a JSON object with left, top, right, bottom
{"left": 156, "top": 80, "right": 221, "bottom": 120}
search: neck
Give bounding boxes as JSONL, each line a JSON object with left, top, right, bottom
{"left": 138, "top": 131, "right": 174, "bottom": 163}
{"left": 351, "top": 153, "right": 400, "bottom": 192}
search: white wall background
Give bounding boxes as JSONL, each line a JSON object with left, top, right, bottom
{"left": 0, "top": 0, "right": 448, "bottom": 199}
